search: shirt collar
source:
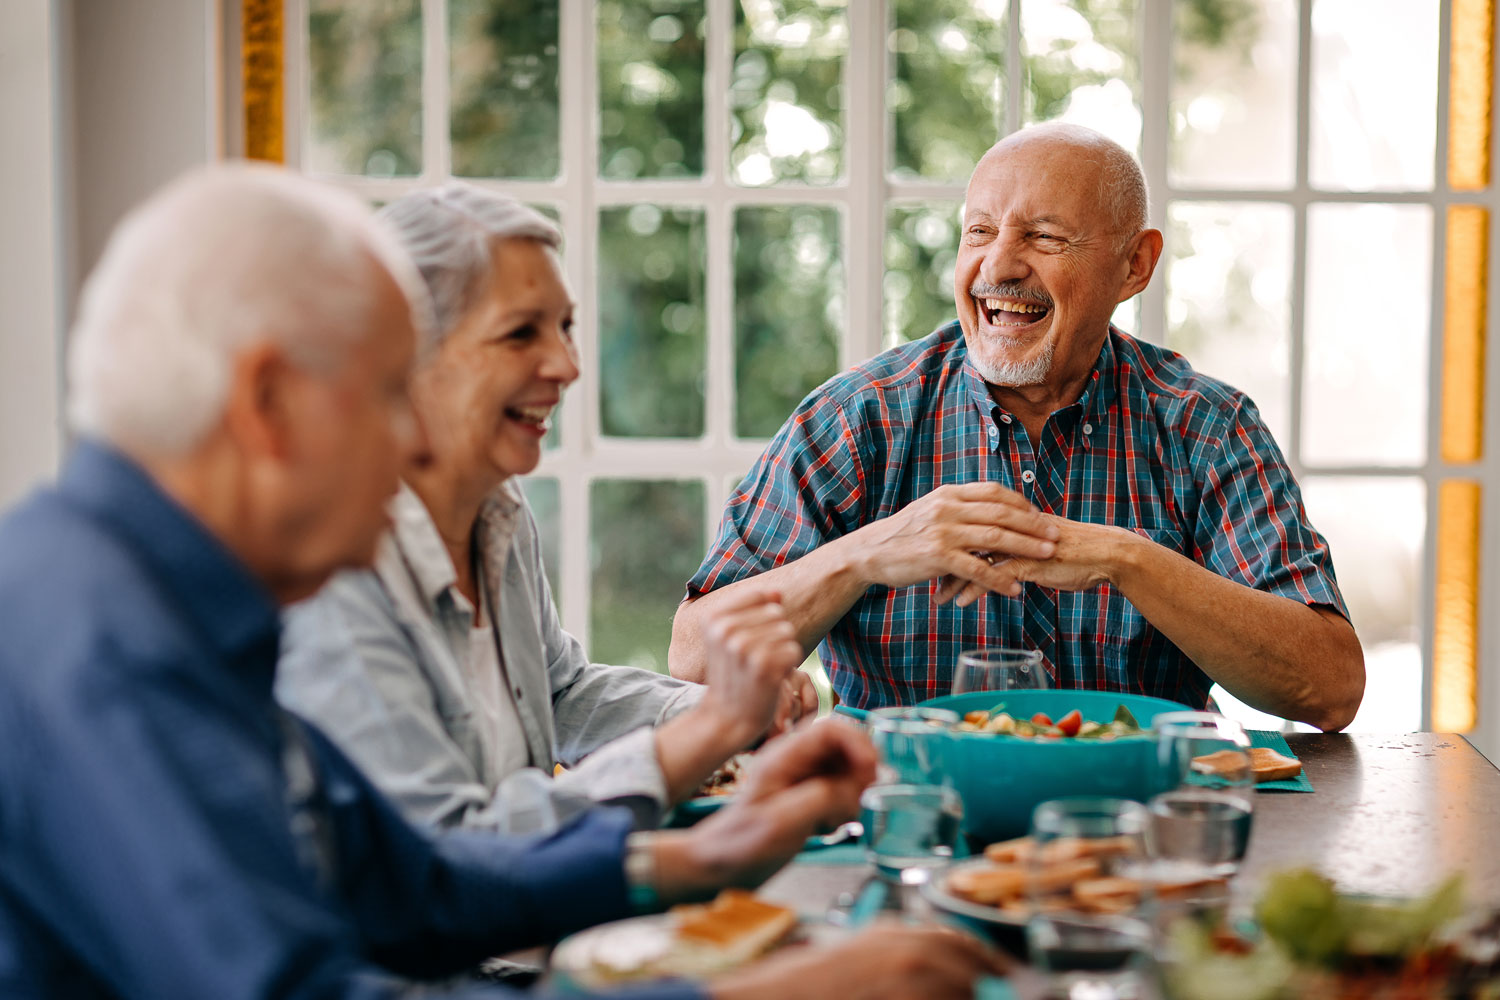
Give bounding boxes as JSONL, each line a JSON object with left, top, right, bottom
{"left": 58, "top": 439, "right": 280, "bottom": 669}
{"left": 963, "top": 326, "right": 1123, "bottom": 427}
{"left": 387, "top": 479, "right": 523, "bottom": 607}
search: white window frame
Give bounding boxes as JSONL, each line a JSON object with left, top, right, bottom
{"left": 262, "top": 0, "right": 1500, "bottom": 741}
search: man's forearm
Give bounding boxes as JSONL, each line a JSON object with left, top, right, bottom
{"left": 1108, "top": 534, "right": 1365, "bottom": 731}
{"left": 668, "top": 538, "right": 868, "bottom": 682}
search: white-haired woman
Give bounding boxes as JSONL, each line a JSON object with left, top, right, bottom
{"left": 276, "top": 183, "right": 818, "bottom": 834}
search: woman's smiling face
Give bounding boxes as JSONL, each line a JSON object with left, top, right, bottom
{"left": 411, "top": 238, "right": 579, "bottom": 484}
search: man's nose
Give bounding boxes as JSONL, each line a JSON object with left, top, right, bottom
{"left": 978, "top": 231, "right": 1029, "bottom": 286}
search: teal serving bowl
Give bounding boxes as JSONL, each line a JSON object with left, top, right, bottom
{"left": 845, "top": 689, "right": 1192, "bottom": 845}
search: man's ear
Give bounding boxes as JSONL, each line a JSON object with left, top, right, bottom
{"left": 1117, "top": 228, "right": 1164, "bottom": 304}
{"left": 222, "top": 341, "right": 298, "bottom": 460}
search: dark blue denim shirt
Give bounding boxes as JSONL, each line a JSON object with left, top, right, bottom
{"left": 0, "top": 441, "right": 699, "bottom": 1000}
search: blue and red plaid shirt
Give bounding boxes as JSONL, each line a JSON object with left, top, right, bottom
{"left": 687, "top": 322, "right": 1348, "bottom": 710}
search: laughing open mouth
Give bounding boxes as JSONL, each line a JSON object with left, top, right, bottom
{"left": 504, "top": 403, "right": 555, "bottom": 429}
{"left": 978, "top": 297, "right": 1050, "bottom": 327}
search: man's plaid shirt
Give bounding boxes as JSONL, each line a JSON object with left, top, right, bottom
{"left": 686, "top": 322, "right": 1348, "bottom": 710}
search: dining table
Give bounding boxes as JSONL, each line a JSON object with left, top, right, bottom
{"left": 750, "top": 731, "right": 1500, "bottom": 997}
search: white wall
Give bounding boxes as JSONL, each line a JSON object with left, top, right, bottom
{"left": 0, "top": 2, "right": 67, "bottom": 507}
{"left": 0, "top": 0, "right": 218, "bottom": 506}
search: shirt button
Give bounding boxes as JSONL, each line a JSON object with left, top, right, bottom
{"left": 999, "top": 414, "right": 1013, "bottom": 424}
{"left": 987, "top": 425, "right": 998, "bottom": 439}
{"left": 1083, "top": 423, "right": 1093, "bottom": 434}
{"left": 1021, "top": 470, "right": 1036, "bottom": 484}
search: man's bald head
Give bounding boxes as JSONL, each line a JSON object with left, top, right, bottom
{"left": 972, "top": 123, "right": 1148, "bottom": 249}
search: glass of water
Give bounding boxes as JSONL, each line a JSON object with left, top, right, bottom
{"left": 1026, "top": 797, "right": 1155, "bottom": 1000}
{"left": 1148, "top": 713, "right": 1255, "bottom": 882}
{"left": 861, "top": 707, "right": 963, "bottom": 885}
{"left": 952, "top": 647, "right": 1049, "bottom": 695}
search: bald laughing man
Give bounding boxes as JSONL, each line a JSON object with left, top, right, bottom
{"left": 671, "top": 123, "right": 1364, "bottom": 732}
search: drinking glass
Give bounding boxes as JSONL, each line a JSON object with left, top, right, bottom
{"left": 1148, "top": 712, "right": 1255, "bottom": 882}
{"left": 1026, "top": 798, "right": 1155, "bottom": 1000}
{"left": 952, "top": 648, "right": 1049, "bottom": 695}
{"left": 861, "top": 707, "right": 963, "bottom": 885}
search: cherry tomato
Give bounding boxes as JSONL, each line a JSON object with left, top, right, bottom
{"left": 1030, "top": 712, "right": 1053, "bottom": 727}
{"left": 1056, "top": 709, "right": 1083, "bottom": 738}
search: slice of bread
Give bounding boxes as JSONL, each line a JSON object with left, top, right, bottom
{"left": 1248, "top": 746, "right": 1301, "bottom": 782}
{"left": 673, "top": 890, "right": 798, "bottom": 968}
{"left": 1192, "top": 746, "right": 1302, "bottom": 783}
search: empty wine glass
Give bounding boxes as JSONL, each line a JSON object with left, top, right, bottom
{"left": 1027, "top": 797, "right": 1155, "bottom": 1000}
{"left": 861, "top": 707, "right": 963, "bottom": 887}
{"left": 952, "top": 647, "right": 1049, "bottom": 695}
{"left": 1148, "top": 712, "right": 1255, "bottom": 882}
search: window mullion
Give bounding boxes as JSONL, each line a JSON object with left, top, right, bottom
{"left": 846, "top": 0, "right": 887, "bottom": 365}
{"left": 704, "top": 0, "right": 735, "bottom": 536}
{"left": 559, "top": 0, "right": 598, "bottom": 651}
{"left": 420, "top": 0, "right": 449, "bottom": 181}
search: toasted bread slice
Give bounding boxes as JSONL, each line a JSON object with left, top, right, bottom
{"left": 948, "top": 864, "right": 1026, "bottom": 904}
{"left": 983, "top": 836, "right": 1035, "bottom": 865}
{"left": 673, "top": 890, "right": 797, "bottom": 967}
{"left": 1192, "top": 746, "right": 1302, "bottom": 783}
{"left": 1248, "top": 746, "right": 1301, "bottom": 782}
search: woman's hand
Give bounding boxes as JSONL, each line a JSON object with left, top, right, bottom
{"left": 646, "top": 720, "right": 876, "bottom": 898}
{"left": 696, "top": 588, "right": 806, "bottom": 749}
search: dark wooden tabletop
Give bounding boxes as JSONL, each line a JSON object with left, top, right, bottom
{"left": 760, "top": 732, "right": 1500, "bottom": 914}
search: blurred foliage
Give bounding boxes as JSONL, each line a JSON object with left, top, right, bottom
{"left": 307, "top": 0, "right": 422, "bottom": 176}
{"left": 519, "top": 477, "right": 562, "bottom": 614}
{"left": 449, "top": 0, "right": 560, "bottom": 178}
{"left": 731, "top": 0, "right": 846, "bottom": 186}
{"left": 734, "top": 206, "right": 843, "bottom": 437}
{"left": 885, "top": 202, "right": 963, "bottom": 345}
{"left": 598, "top": 0, "right": 707, "bottom": 178}
{"left": 1176, "top": 0, "right": 1259, "bottom": 54}
{"left": 309, "top": 0, "right": 1268, "bottom": 672}
{"left": 889, "top": 0, "right": 1006, "bottom": 182}
{"left": 597, "top": 206, "right": 707, "bottom": 438}
{"left": 589, "top": 481, "right": 705, "bottom": 671}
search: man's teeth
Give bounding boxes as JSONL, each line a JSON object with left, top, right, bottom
{"left": 981, "top": 297, "right": 1047, "bottom": 316}
{"left": 510, "top": 405, "right": 554, "bottom": 423}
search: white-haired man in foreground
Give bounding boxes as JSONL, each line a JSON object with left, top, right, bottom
{"left": 0, "top": 165, "right": 1001, "bottom": 999}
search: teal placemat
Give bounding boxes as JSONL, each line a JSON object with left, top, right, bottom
{"left": 975, "top": 977, "right": 1019, "bottom": 1000}
{"left": 1249, "top": 729, "right": 1313, "bottom": 792}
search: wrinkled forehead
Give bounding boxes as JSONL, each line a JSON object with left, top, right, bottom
{"left": 963, "top": 142, "right": 1111, "bottom": 229}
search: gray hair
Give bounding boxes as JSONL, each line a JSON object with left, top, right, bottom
{"left": 67, "top": 163, "right": 431, "bottom": 457}
{"left": 377, "top": 183, "right": 562, "bottom": 347}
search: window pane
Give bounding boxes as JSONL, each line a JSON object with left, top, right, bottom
{"left": 598, "top": 0, "right": 706, "bottom": 179}
{"left": 307, "top": 0, "right": 422, "bottom": 176}
{"left": 1170, "top": 0, "right": 1295, "bottom": 189}
{"left": 1303, "top": 204, "right": 1432, "bottom": 466}
{"left": 1165, "top": 202, "right": 1293, "bottom": 444}
{"left": 589, "top": 479, "right": 705, "bottom": 672}
{"left": 450, "top": 0, "right": 560, "bottom": 179}
{"left": 885, "top": 201, "right": 961, "bottom": 348}
{"left": 598, "top": 205, "right": 707, "bottom": 437}
{"left": 1303, "top": 477, "right": 1425, "bottom": 733}
{"left": 1309, "top": 0, "right": 1438, "bottom": 191}
{"left": 889, "top": 0, "right": 1006, "bottom": 182}
{"left": 735, "top": 206, "right": 843, "bottom": 438}
{"left": 731, "top": 0, "right": 847, "bottom": 186}
{"left": 1021, "top": 0, "right": 1141, "bottom": 155}
{"left": 519, "top": 476, "right": 561, "bottom": 614}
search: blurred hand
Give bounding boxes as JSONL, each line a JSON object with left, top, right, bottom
{"left": 696, "top": 589, "right": 806, "bottom": 748}
{"left": 767, "top": 670, "right": 821, "bottom": 738}
{"left": 712, "top": 922, "right": 1009, "bottom": 1000}
{"left": 653, "top": 720, "right": 875, "bottom": 895}
{"left": 851, "top": 483, "right": 1058, "bottom": 604}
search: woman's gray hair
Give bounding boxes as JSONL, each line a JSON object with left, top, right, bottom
{"left": 378, "top": 183, "right": 562, "bottom": 348}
